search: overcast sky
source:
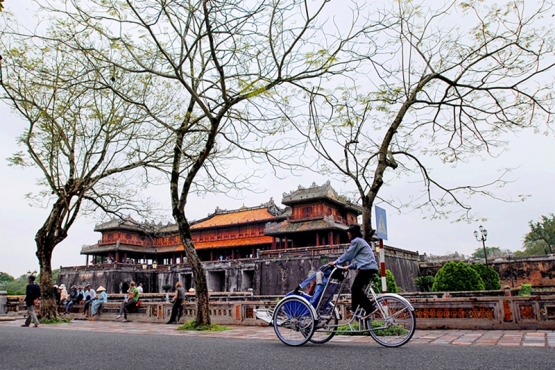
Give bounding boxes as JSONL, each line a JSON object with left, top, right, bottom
{"left": 1, "top": 1, "right": 554, "bottom": 278}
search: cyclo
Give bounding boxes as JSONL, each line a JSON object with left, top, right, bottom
{"left": 255, "top": 264, "right": 416, "bottom": 347}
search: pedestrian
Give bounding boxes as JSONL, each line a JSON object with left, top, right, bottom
{"left": 137, "top": 283, "right": 144, "bottom": 294}
{"left": 166, "top": 281, "right": 186, "bottom": 324}
{"left": 328, "top": 224, "right": 378, "bottom": 319}
{"left": 21, "top": 275, "right": 41, "bottom": 328}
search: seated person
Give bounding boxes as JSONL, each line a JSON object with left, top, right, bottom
{"left": 52, "top": 285, "right": 61, "bottom": 305}
{"left": 65, "top": 285, "right": 80, "bottom": 314}
{"left": 117, "top": 281, "right": 140, "bottom": 322}
{"left": 82, "top": 284, "right": 96, "bottom": 316}
{"left": 91, "top": 286, "right": 107, "bottom": 317}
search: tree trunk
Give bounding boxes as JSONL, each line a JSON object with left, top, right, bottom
{"left": 361, "top": 195, "right": 375, "bottom": 245}
{"left": 34, "top": 199, "right": 70, "bottom": 320}
{"left": 174, "top": 216, "right": 211, "bottom": 326}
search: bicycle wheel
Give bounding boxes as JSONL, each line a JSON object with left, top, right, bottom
{"left": 310, "top": 306, "right": 338, "bottom": 344}
{"left": 273, "top": 296, "right": 315, "bottom": 346}
{"left": 367, "top": 295, "right": 416, "bottom": 347}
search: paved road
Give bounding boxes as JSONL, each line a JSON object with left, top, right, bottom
{"left": 1, "top": 319, "right": 554, "bottom": 370}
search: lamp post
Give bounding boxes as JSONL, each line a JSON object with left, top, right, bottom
{"left": 473, "top": 225, "right": 492, "bottom": 290}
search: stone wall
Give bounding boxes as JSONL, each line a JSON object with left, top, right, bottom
{"left": 59, "top": 253, "right": 420, "bottom": 295}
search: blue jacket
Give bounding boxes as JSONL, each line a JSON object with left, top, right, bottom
{"left": 334, "top": 236, "right": 378, "bottom": 270}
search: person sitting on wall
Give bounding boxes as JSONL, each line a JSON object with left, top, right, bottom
{"left": 52, "top": 285, "right": 61, "bottom": 305}
{"left": 90, "top": 286, "right": 107, "bottom": 319}
{"left": 166, "top": 282, "right": 186, "bottom": 324}
{"left": 59, "top": 284, "right": 68, "bottom": 305}
{"left": 82, "top": 284, "right": 96, "bottom": 316}
{"left": 64, "top": 285, "right": 79, "bottom": 314}
{"left": 116, "top": 281, "right": 140, "bottom": 322}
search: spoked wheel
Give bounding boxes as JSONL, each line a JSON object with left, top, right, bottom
{"left": 273, "top": 296, "right": 315, "bottom": 346}
{"left": 310, "top": 305, "right": 339, "bottom": 344}
{"left": 366, "top": 296, "right": 416, "bottom": 347}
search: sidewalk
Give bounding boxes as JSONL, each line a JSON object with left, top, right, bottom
{"left": 2, "top": 318, "right": 554, "bottom": 348}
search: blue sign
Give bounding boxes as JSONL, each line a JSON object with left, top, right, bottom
{"left": 374, "top": 206, "right": 388, "bottom": 240}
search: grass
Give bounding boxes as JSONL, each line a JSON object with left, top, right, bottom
{"left": 39, "top": 317, "right": 72, "bottom": 324}
{"left": 336, "top": 321, "right": 409, "bottom": 336}
{"left": 177, "top": 320, "right": 231, "bottom": 332}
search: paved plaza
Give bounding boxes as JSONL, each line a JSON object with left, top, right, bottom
{"left": 1, "top": 318, "right": 554, "bottom": 348}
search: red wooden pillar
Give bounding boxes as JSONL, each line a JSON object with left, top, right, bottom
{"left": 284, "top": 236, "right": 288, "bottom": 249}
{"left": 272, "top": 237, "right": 276, "bottom": 250}
{"left": 316, "top": 233, "right": 320, "bottom": 246}
{"left": 85, "top": 255, "right": 89, "bottom": 266}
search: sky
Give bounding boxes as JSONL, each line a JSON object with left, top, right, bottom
{"left": 1, "top": 1, "right": 555, "bottom": 278}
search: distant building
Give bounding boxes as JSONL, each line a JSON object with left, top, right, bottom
{"left": 80, "top": 181, "right": 362, "bottom": 265}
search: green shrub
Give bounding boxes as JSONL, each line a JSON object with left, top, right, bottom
{"left": 432, "top": 261, "right": 485, "bottom": 292}
{"left": 414, "top": 275, "right": 435, "bottom": 292}
{"left": 519, "top": 284, "right": 533, "bottom": 296}
{"left": 469, "top": 263, "right": 501, "bottom": 290}
{"left": 372, "top": 269, "right": 399, "bottom": 293}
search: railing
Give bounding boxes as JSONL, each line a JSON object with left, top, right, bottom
{"left": 5, "top": 290, "right": 555, "bottom": 329}
{"left": 259, "top": 244, "right": 350, "bottom": 259}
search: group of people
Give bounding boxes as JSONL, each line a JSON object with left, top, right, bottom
{"left": 51, "top": 283, "right": 108, "bottom": 317}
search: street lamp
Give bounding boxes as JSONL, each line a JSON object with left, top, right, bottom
{"left": 473, "top": 225, "right": 492, "bottom": 290}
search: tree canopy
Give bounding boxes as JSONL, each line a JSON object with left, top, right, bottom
{"left": 521, "top": 214, "right": 555, "bottom": 255}
{"left": 284, "top": 0, "right": 555, "bottom": 242}
{"left": 0, "top": 11, "right": 167, "bottom": 318}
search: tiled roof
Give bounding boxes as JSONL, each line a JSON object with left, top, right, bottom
{"left": 281, "top": 181, "right": 362, "bottom": 213}
{"left": 191, "top": 208, "right": 278, "bottom": 229}
{"left": 81, "top": 243, "right": 157, "bottom": 254}
{"left": 282, "top": 181, "right": 338, "bottom": 204}
{"left": 265, "top": 218, "right": 349, "bottom": 235}
{"left": 193, "top": 236, "right": 274, "bottom": 250}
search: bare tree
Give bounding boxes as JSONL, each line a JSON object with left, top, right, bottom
{"left": 36, "top": 0, "right": 387, "bottom": 325}
{"left": 285, "top": 0, "right": 555, "bottom": 243}
{"left": 0, "top": 23, "right": 167, "bottom": 317}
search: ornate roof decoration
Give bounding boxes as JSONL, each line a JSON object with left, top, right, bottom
{"left": 281, "top": 181, "right": 362, "bottom": 213}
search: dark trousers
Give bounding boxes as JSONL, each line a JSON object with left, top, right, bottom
{"left": 168, "top": 298, "right": 183, "bottom": 323}
{"left": 83, "top": 299, "right": 93, "bottom": 314}
{"left": 119, "top": 300, "right": 137, "bottom": 319}
{"left": 351, "top": 269, "right": 377, "bottom": 313}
